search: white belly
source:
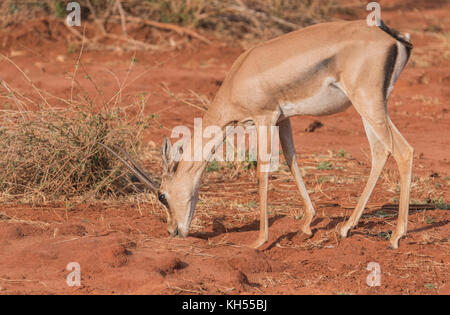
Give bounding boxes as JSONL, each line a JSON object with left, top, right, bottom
{"left": 279, "top": 78, "right": 351, "bottom": 117}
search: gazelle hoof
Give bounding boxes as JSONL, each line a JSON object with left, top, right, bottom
{"left": 339, "top": 224, "right": 351, "bottom": 239}
{"left": 389, "top": 235, "right": 402, "bottom": 249}
{"left": 301, "top": 225, "right": 313, "bottom": 237}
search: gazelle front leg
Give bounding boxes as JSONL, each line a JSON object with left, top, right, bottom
{"left": 250, "top": 117, "right": 276, "bottom": 249}
{"left": 279, "top": 119, "right": 315, "bottom": 236}
{"left": 251, "top": 159, "right": 270, "bottom": 249}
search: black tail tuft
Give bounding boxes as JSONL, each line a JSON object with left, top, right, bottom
{"left": 378, "top": 20, "right": 413, "bottom": 50}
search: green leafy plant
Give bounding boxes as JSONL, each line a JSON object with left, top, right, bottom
{"left": 337, "top": 149, "right": 347, "bottom": 157}
{"left": 432, "top": 197, "right": 449, "bottom": 210}
{"left": 54, "top": 0, "right": 66, "bottom": 18}
{"left": 206, "top": 160, "right": 221, "bottom": 172}
{"left": 317, "top": 161, "right": 333, "bottom": 170}
{"left": 424, "top": 283, "right": 436, "bottom": 290}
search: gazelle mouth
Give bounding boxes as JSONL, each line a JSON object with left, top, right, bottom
{"left": 168, "top": 225, "right": 179, "bottom": 237}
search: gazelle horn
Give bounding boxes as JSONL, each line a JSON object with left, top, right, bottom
{"left": 98, "top": 143, "right": 159, "bottom": 193}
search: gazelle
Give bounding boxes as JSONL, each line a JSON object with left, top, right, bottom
{"left": 103, "top": 19, "right": 414, "bottom": 249}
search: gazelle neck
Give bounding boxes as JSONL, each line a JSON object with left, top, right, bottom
{"left": 173, "top": 99, "right": 239, "bottom": 191}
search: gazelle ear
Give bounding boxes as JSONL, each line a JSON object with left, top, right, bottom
{"left": 162, "top": 136, "right": 172, "bottom": 173}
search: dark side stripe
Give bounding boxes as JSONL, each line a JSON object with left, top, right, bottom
{"left": 383, "top": 44, "right": 398, "bottom": 99}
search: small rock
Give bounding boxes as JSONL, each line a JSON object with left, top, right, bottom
{"left": 10, "top": 50, "right": 26, "bottom": 57}
{"left": 56, "top": 55, "right": 66, "bottom": 63}
{"left": 34, "top": 62, "right": 46, "bottom": 72}
{"left": 418, "top": 73, "right": 430, "bottom": 85}
{"left": 148, "top": 140, "right": 156, "bottom": 149}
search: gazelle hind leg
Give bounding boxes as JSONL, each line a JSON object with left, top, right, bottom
{"left": 386, "top": 118, "right": 414, "bottom": 248}
{"left": 351, "top": 98, "right": 413, "bottom": 248}
{"left": 340, "top": 118, "right": 390, "bottom": 238}
{"left": 279, "top": 119, "right": 315, "bottom": 235}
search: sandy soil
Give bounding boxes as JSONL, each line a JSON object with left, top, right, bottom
{"left": 0, "top": 0, "right": 448, "bottom": 294}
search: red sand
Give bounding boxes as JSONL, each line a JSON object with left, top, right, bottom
{"left": 0, "top": 0, "right": 448, "bottom": 294}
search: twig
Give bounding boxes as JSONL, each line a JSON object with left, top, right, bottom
{"left": 63, "top": 20, "right": 85, "bottom": 41}
{"left": 104, "top": 33, "right": 163, "bottom": 51}
{"left": 124, "top": 16, "right": 211, "bottom": 45}
{"left": 52, "top": 235, "right": 95, "bottom": 245}
{"left": 161, "top": 83, "right": 207, "bottom": 112}
{"left": 85, "top": 0, "right": 162, "bottom": 51}
{"left": 70, "top": 25, "right": 86, "bottom": 104}
{"left": 0, "top": 53, "right": 51, "bottom": 109}
{"left": 227, "top": 4, "right": 300, "bottom": 31}
{"left": 0, "top": 278, "right": 48, "bottom": 287}
{"left": 0, "top": 78, "right": 27, "bottom": 117}
{"left": 85, "top": 0, "right": 107, "bottom": 35}
{"left": 102, "top": 0, "right": 119, "bottom": 25}
{"left": 165, "top": 282, "right": 203, "bottom": 294}
{"left": 115, "top": 0, "right": 128, "bottom": 36}
{"left": 0, "top": 211, "right": 49, "bottom": 228}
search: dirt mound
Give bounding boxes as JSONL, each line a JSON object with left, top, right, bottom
{"left": 58, "top": 224, "right": 88, "bottom": 237}
{"left": 227, "top": 249, "right": 272, "bottom": 273}
{"left": 100, "top": 243, "right": 130, "bottom": 268}
{"left": 0, "top": 223, "right": 44, "bottom": 241}
{"left": 152, "top": 254, "right": 186, "bottom": 276}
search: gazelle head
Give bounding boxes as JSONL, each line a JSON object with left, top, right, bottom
{"left": 99, "top": 137, "right": 199, "bottom": 238}
{"left": 158, "top": 137, "right": 199, "bottom": 238}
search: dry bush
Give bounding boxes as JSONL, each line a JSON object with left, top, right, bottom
{"left": 0, "top": 57, "right": 157, "bottom": 203}
{"left": 0, "top": 0, "right": 355, "bottom": 43}
{"left": 192, "top": 0, "right": 337, "bottom": 40}
{"left": 0, "top": 104, "right": 154, "bottom": 203}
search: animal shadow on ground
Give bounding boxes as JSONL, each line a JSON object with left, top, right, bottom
{"left": 266, "top": 231, "right": 298, "bottom": 250}
{"left": 190, "top": 215, "right": 286, "bottom": 239}
{"left": 409, "top": 219, "right": 449, "bottom": 233}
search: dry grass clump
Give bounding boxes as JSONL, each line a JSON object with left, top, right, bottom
{"left": 0, "top": 84, "right": 154, "bottom": 204}
{"left": 0, "top": 105, "right": 152, "bottom": 203}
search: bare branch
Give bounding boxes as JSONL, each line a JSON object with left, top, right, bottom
{"left": 125, "top": 16, "right": 212, "bottom": 45}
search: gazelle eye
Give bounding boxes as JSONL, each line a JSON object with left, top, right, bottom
{"left": 158, "top": 192, "right": 168, "bottom": 206}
